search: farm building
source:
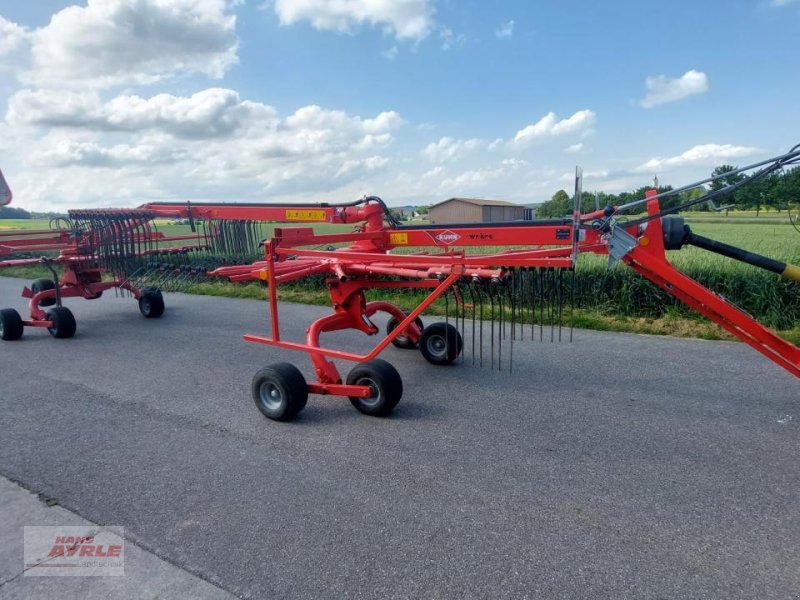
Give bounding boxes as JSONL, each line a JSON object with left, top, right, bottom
{"left": 428, "top": 198, "right": 531, "bottom": 224}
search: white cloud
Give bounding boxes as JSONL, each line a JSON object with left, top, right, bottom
{"left": 272, "top": 0, "right": 434, "bottom": 40}
{"left": 639, "top": 70, "right": 709, "bottom": 108}
{"left": 22, "top": 0, "right": 239, "bottom": 88}
{"left": 513, "top": 110, "right": 595, "bottom": 145}
{"left": 37, "top": 137, "right": 188, "bottom": 168}
{"left": 0, "top": 15, "right": 28, "bottom": 57}
{"left": 439, "top": 27, "right": 466, "bottom": 50}
{"left": 634, "top": 144, "right": 760, "bottom": 172}
{"left": 422, "top": 137, "right": 483, "bottom": 162}
{"left": 6, "top": 85, "right": 405, "bottom": 208}
{"left": 564, "top": 142, "right": 583, "bottom": 153}
{"left": 437, "top": 159, "right": 525, "bottom": 195}
{"left": 8, "top": 88, "right": 275, "bottom": 139}
{"left": 496, "top": 20, "right": 514, "bottom": 38}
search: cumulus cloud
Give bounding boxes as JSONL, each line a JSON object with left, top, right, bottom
{"left": 634, "top": 144, "right": 760, "bottom": 172}
{"left": 272, "top": 0, "right": 434, "bottom": 40}
{"left": 0, "top": 15, "right": 28, "bottom": 57}
{"left": 37, "top": 137, "right": 188, "bottom": 168}
{"left": 422, "top": 137, "right": 483, "bottom": 162}
{"left": 6, "top": 83, "right": 405, "bottom": 207}
{"left": 436, "top": 158, "right": 526, "bottom": 195}
{"left": 513, "top": 110, "right": 595, "bottom": 145}
{"left": 564, "top": 142, "right": 583, "bottom": 153}
{"left": 496, "top": 20, "right": 514, "bottom": 38}
{"left": 639, "top": 70, "right": 709, "bottom": 108}
{"left": 22, "top": 0, "right": 239, "bottom": 88}
{"left": 8, "top": 88, "right": 275, "bottom": 139}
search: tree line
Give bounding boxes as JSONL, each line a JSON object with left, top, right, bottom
{"left": 536, "top": 165, "right": 800, "bottom": 218}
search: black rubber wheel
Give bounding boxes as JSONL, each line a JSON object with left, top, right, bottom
{"left": 0, "top": 308, "right": 24, "bottom": 341}
{"left": 386, "top": 313, "right": 424, "bottom": 349}
{"left": 346, "top": 358, "right": 403, "bottom": 417}
{"left": 46, "top": 306, "right": 76, "bottom": 339}
{"left": 31, "top": 278, "right": 57, "bottom": 307}
{"left": 419, "top": 322, "right": 463, "bottom": 365}
{"left": 139, "top": 290, "right": 164, "bottom": 318}
{"left": 251, "top": 363, "right": 308, "bottom": 421}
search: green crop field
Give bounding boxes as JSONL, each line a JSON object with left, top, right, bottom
{"left": 2, "top": 217, "right": 799, "bottom": 344}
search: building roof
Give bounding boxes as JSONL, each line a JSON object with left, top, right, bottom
{"left": 429, "top": 197, "right": 522, "bottom": 209}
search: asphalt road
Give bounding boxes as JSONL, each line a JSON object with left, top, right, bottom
{"left": 1, "top": 276, "right": 798, "bottom": 599}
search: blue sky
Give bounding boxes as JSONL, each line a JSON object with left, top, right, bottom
{"left": 0, "top": 0, "right": 798, "bottom": 210}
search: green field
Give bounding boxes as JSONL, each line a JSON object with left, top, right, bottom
{"left": 1, "top": 216, "right": 799, "bottom": 344}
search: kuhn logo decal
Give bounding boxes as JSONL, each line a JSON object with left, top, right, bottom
{"left": 433, "top": 230, "right": 461, "bottom": 245}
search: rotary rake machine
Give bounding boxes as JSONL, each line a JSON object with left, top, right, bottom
{"left": 1, "top": 147, "right": 799, "bottom": 422}
{"left": 0, "top": 206, "right": 270, "bottom": 338}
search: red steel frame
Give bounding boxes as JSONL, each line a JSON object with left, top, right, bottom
{"left": 2, "top": 194, "right": 798, "bottom": 389}
{"left": 193, "top": 195, "right": 798, "bottom": 394}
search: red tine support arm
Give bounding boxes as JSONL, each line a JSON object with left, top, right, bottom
{"left": 621, "top": 194, "right": 800, "bottom": 378}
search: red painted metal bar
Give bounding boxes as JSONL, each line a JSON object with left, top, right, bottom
{"left": 244, "top": 272, "right": 461, "bottom": 362}
{"left": 307, "top": 383, "right": 373, "bottom": 397}
{"left": 627, "top": 252, "right": 800, "bottom": 377}
{"left": 266, "top": 240, "right": 280, "bottom": 342}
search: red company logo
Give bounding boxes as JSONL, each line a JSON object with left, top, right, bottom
{"left": 24, "top": 526, "right": 125, "bottom": 577}
{"left": 47, "top": 535, "right": 122, "bottom": 559}
{"left": 433, "top": 230, "right": 461, "bottom": 245}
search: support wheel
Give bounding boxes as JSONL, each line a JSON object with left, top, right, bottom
{"left": 31, "top": 278, "right": 57, "bottom": 307}
{"left": 386, "top": 313, "right": 424, "bottom": 349}
{"left": 419, "top": 322, "right": 463, "bottom": 365}
{"left": 0, "top": 308, "right": 24, "bottom": 341}
{"left": 46, "top": 307, "right": 76, "bottom": 339}
{"left": 346, "top": 359, "right": 403, "bottom": 417}
{"left": 252, "top": 363, "right": 308, "bottom": 422}
{"left": 139, "top": 290, "right": 164, "bottom": 318}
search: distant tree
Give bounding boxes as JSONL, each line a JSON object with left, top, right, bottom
{"left": 706, "top": 165, "right": 746, "bottom": 214}
{"left": 678, "top": 186, "right": 708, "bottom": 211}
{"left": 537, "top": 189, "right": 572, "bottom": 217}
{"left": 710, "top": 165, "right": 745, "bottom": 191}
{"left": 0, "top": 206, "right": 31, "bottom": 219}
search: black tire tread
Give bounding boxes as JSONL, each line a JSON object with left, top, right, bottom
{"left": 419, "top": 322, "right": 463, "bottom": 365}
{"left": 346, "top": 358, "right": 403, "bottom": 417}
{"left": 46, "top": 307, "right": 76, "bottom": 339}
{"left": 251, "top": 362, "right": 308, "bottom": 421}
{"left": 139, "top": 290, "right": 165, "bottom": 318}
{"left": 0, "top": 308, "right": 24, "bottom": 341}
{"left": 386, "top": 314, "right": 424, "bottom": 349}
{"left": 31, "top": 278, "right": 57, "bottom": 307}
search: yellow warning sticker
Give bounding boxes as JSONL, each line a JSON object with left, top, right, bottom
{"left": 285, "top": 209, "right": 327, "bottom": 221}
{"left": 390, "top": 232, "right": 409, "bottom": 245}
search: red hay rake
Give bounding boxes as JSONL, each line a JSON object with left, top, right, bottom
{"left": 1, "top": 149, "right": 799, "bottom": 421}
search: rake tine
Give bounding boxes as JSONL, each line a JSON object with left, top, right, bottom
{"left": 478, "top": 281, "right": 484, "bottom": 368}
{"left": 570, "top": 266, "right": 575, "bottom": 343}
{"left": 558, "top": 267, "right": 564, "bottom": 343}
{"left": 549, "top": 268, "right": 555, "bottom": 343}
{"left": 539, "top": 268, "right": 545, "bottom": 342}
{"left": 457, "top": 280, "right": 466, "bottom": 364}
{"left": 489, "top": 282, "right": 495, "bottom": 370}
{"left": 467, "top": 280, "right": 477, "bottom": 365}
{"left": 509, "top": 270, "right": 515, "bottom": 374}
